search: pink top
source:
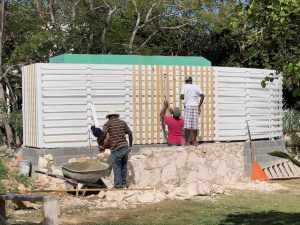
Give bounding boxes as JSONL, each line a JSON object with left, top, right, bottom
{"left": 164, "top": 116, "right": 184, "bottom": 145}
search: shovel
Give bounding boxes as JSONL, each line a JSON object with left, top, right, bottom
{"left": 246, "top": 120, "right": 269, "bottom": 181}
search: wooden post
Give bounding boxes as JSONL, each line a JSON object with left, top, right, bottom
{"left": 138, "top": 65, "right": 143, "bottom": 144}
{"left": 172, "top": 66, "right": 176, "bottom": 108}
{"left": 0, "top": 200, "right": 6, "bottom": 225}
{"left": 150, "top": 66, "right": 155, "bottom": 144}
{"left": 132, "top": 65, "right": 137, "bottom": 144}
{"left": 42, "top": 196, "right": 59, "bottom": 225}
{"left": 145, "top": 65, "right": 149, "bottom": 144}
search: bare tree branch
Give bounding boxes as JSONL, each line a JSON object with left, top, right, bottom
{"left": 101, "top": 2, "right": 119, "bottom": 53}
{"left": 134, "top": 29, "right": 159, "bottom": 52}
{"left": 4, "top": 77, "right": 16, "bottom": 111}
{"left": 161, "top": 23, "right": 189, "bottom": 30}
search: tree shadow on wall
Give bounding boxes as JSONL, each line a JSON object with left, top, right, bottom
{"left": 219, "top": 211, "right": 300, "bottom": 225}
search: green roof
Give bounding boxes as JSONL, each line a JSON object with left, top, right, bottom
{"left": 49, "top": 54, "right": 211, "bottom": 66}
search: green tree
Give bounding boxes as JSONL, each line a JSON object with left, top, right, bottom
{"left": 231, "top": 0, "right": 300, "bottom": 107}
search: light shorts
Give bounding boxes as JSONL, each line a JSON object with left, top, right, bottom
{"left": 184, "top": 105, "right": 199, "bottom": 130}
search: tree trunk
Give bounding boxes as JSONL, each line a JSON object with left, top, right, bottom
{"left": 34, "top": 0, "right": 44, "bottom": 19}
{"left": 101, "top": 6, "right": 117, "bottom": 54}
{"left": 0, "top": 83, "right": 14, "bottom": 148}
{"left": 49, "top": 0, "right": 56, "bottom": 26}
{"left": 15, "top": 135, "right": 21, "bottom": 147}
{"left": 129, "top": 24, "right": 140, "bottom": 54}
{"left": 87, "top": 0, "right": 94, "bottom": 53}
{"left": 0, "top": 0, "right": 14, "bottom": 148}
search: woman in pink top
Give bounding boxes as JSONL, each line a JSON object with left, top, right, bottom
{"left": 160, "top": 99, "right": 184, "bottom": 146}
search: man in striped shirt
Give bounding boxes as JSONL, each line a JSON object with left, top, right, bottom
{"left": 103, "top": 110, "right": 133, "bottom": 188}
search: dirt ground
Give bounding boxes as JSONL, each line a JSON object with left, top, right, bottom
{"left": 7, "top": 180, "right": 300, "bottom": 225}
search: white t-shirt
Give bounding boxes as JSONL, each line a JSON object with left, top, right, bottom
{"left": 181, "top": 84, "right": 203, "bottom": 106}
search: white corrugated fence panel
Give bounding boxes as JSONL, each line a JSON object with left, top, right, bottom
{"left": 214, "top": 67, "right": 283, "bottom": 141}
{"left": 36, "top": 63, "right": 131, "bottom": 148}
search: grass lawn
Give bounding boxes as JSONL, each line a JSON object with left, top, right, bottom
{"left": 8, "top": 180, "right": 300, "bottom": 225}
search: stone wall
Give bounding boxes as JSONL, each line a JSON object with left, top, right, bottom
{"left": 126, "top": 143, "right": 244, "bottom": 199}
{"left": 25, "top": 139, "right": 287, "bottom": 180}
{"left": 36, "top": 143, "right": 244, "bottom": 199}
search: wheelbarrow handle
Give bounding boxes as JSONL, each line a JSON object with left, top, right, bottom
{"left": 35, "top": 170, "right": 78, "bottom": 186}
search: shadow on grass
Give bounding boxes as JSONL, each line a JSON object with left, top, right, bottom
{"left": 219, "top": 211, "right": 300, "bottom": 225}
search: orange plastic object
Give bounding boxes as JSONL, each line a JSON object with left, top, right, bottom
{"left": 251, "top": 161, "right": 269, "bottom": 181}
{"left": 16, "top": 152, "right": 23, "bottom": 162}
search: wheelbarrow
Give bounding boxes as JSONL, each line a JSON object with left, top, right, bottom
{"left": 35, "top": 160, "right": 110, "bottom": 195}
{"left": 61, "top": 160, "right": 109, "bottom": 183}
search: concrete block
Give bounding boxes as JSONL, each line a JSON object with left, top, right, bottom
{"left": 277, "top": 139, "right": 285, "bottom": 146}
{"left": 22, "top": 148, "right": 37, "bottom": 157}
{"left": 78, "top": 147, "right": 91, "bottom": 156}
{"left": 23, "top": 153, "right": 38, "bottom": 167}
{"left": 270, "top": 140, "right": 278, "bottom": 147}
{"left": 244, "top": 157, "right": 252, "bottom": 166}
{"left": 44, "top": 149, "right": 63, "bottom": 157}
{"left": 244, "top": 142, "right": 250, "bottom": 150}
{"left": 256, "top": 147, "right": 271, "bottom": 155}
{"left": 37, "top": 149, "right": 45, "bottom": 157}
{"left": 53, "top": 157, "right": 67, "bottom": 166}
{"left": 62, "top": 147, "right": 78, "bottom": 156}
{"left": 255, "top": 155, "right": 268, "bottom": 164}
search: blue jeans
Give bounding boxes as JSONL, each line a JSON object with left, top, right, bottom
{"left": 111, "top": 147, "right": 129, "bottom": 188}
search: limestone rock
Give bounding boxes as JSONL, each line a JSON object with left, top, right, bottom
{"left": 68, "top": 157, "right": 90, "bottom": 163}
{"left": 175, "top": 150, "right": 188, "bottom": 168}
{"left": 137, "top": 192, "right": 156, "bottom": 203}
{"left": 161, "top": 163, "right": 177, "bottom": 184}
{"left": 196, "top": 182, "right": 211, "bottom": 196}
{"left": 156, "top": 157, "right": 168, "bottom": 168}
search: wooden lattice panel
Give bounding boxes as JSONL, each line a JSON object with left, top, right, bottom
{"left": 132, "top": 65, "right": 215, "bottom": 144}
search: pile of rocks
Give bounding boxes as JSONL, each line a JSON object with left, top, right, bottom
{"left": 37, "top": 154, "right": 66, "bottom": 189}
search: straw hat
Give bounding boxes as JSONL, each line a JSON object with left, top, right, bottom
{"left": 106, "top": 110, "right": 120, "bottom": 118}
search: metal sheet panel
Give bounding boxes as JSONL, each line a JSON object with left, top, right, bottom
{"left": 214, "top": 67, "right": 283, "bottom": 141}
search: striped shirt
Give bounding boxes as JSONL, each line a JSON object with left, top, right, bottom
{"left": 103, "top": 118, "right": 132, "bottom": 152}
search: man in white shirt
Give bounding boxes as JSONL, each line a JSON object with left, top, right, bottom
{"left": 180, "top": 76, "right": 205, "bottom": 146}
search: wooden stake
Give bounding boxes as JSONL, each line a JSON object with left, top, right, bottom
{"left": 179, "top": 66, "right": 182, "bottom": 111}
{"left": 160, "top": 66, "right": 165, "bottom": 143}
{"left": 138, "top": 65, "right": 143, "bottom": 144}
{"left": 205, "top": 67, "right": 210, "bottom": 140}
{"left": 156, "top": 65, "right": 160, "bottom": 143}
{"left": 166, "top": 65, "right": 170, "bottom": 116}
{"left": 172, "top": 66, "right": 176, "bottom": 108}
{"left": 210, "top": 67, "right": 215, "bottom": 141}
{"left": 151, "top": 66, "right": 155, "bottom": 144}
{"left": 145, "top": 65, "right": 149, "bottom": 144}
{"left": 132, "top": 65, "right": 137, "bottom": 144}
{"left": 200, "top": 67, "right": 204, "bottom": 141}
{"left": 195, "top": 66, "right": 199, "bottom": 85}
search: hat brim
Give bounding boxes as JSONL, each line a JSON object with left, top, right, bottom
{"left": 106, "top": 114, "right": 120, "bottom": 118}
{"left": 185, "top": 78, "right": 192, "bottom": 81}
